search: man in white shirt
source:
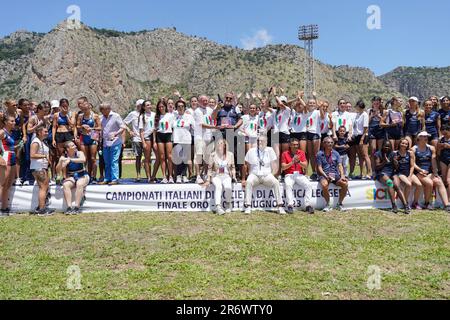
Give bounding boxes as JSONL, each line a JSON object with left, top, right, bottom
{"left": 123, "top": 99, "right": 144, "bottom": 181}
{"left": 243, "top": 135, "right": 285, "bottom": 215}
{"left": 193, "top": 95, "right": 216, "bottom": 183}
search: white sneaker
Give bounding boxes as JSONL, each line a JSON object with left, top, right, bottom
{"left": 244, "top": 207, "right": 252, "bottom": 215}
{"left": 14, "top": 178, "right": 22, "bottom": 186}
{"left": 323, "top": 205, "right": 333, "bottom": 212}
{"left": 49, "top": 180, "right": 56, "bottom": 186}
{"left": 182, "top": 176, "right": 189, "bottom": 183}
{"left": 161, "top": 178, "right": 169, "bottom": 184}
{"left": 196, "top": 176, "right": 204, "bottom": 184}
{"left": 278, "top": 207, "right": 287, "bottom": 215}
{"left": 22, "top": 181, "right": 30, "bottom": 186}
{"left": 168, "top": 177, "right": 175, "bottom": 184}
{"left": 176, "top": 176, "right": 182, "bottom": 184}
{"left": 216, "top": 206, "right": 225, "bottom": 215}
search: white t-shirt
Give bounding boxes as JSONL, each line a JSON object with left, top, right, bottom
{"left": 240, "top": 114, "right": 259, "bottom": 138}
{"left": 291, "top": 110, "right": 307, "bottom": 133}
{"left": 156, "top": 113, "right": 175, "bottom": 134}
{"left": 194, "top": 106, "right": 214, "bottom": 141}
{"left": 332, "top": 111, "right": 353, "bottom": 133}
{"left": 172, "top": 113, "right": 195, "bottom": 144}
{"left": 321, "top": 113, "right": 331, "bottom": 135}
{"left": 245, "top": 147, "right": 277, "bottom": 176}
{"left": 306, "top": 109, "right": 322, "bottom": 134}
{"left": 138, "top": 112, "right": 156, "bottom": 139}
{"left": 30, "top": 137, "right": 49, "bottom": 170}
{"left": 273, "top": 107, "right": 291, "bottom": 134}
{"left": 258, "top": 111, "right": 274, "bottom": 134}
{"left": 123, "top": 111, "right": 141, "bottom": 143}
{"left": 352, "top": 112, "right": 369, "bottom": 136}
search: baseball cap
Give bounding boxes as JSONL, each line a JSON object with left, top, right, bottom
{"left": 136, "top": 99, "right": 145, "bottom": 107}
{"left": 279, "top": 96, "right": 288, "bottom": 104}
{"left": 417, "top": 131, "right": 431, "bottom": 138}
{"left": 50, "top": 100, "right": 60, "bottom": 109}
{"left": 409, "top": 96, "right": 419, "bottom": 102}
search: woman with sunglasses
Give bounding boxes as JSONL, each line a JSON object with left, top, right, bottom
{"left": 0, "top": 115, "right": 18, "bottom": 216}
{"left": 172, "top": 100, "right": 195, "bottom": 183}
{"left": 138, "top": 100, "right": 156, "bottom": 183}
{"left": 202, "top": 139, "right": 236, "bottom": 215}
{"left": 76, "top": 103, "right": 101, "bottom": 184}
{"left": 154, "top": 100, "right": 175, "bottom": 184}
{"left": 57, "top": 141, "right": 89, "bottom": 215}
{"left": 374, "top": 141, "right": 410, "bottom": 214}
{"left": 393, "top": 138, "right": 422, "bottom": 210}
{"left": 412, "top": 131, "right": 450, "bottom": 211}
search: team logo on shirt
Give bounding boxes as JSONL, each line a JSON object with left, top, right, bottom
{"left": 307, "top": 118, "right": 313, "bottom": 127}
{"left": 160, "top": 121, "right": 169, "bottom": 130}
{"left": 338, "top": 118, "right": 347, "bottom": 127}
{"left": 176, "top": 120, "right": 185, "bottom": 128}
{"left": 205, "top": 116, "right": 215, "bottom": 126}
{"left": 294, "top": 116, "right": 301, "bottom": 126}
{"left": 260, "top": 118, "right": 268, "bottom": 128}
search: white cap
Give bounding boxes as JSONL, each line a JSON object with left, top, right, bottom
{"left": 136, "top": 99, "right": 145, "bottom": 107}
{"left": 50, "top": 100, "right": 59, "bottom": 109}
{"left": 409, "top": 96, "right": 419, "bottom": 102}
{"left": 417, "top": 131, "right": 431, "bottom": 138}
{"left": 279, "top": 96, "right": 288, "bottom": 104}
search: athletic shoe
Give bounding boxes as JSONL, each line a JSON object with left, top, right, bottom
{"left": 286, "top": 206, "right": 294, "bottom": 214}
{"left": 391, "top": 204, "right": 398, "bottom": 214}
{"left": 445, "top": 205, "right": 450, "bottom": 213}
{"left": 310, "top": 173, "right": 318, "bottom": 181}
{"left": 278, "top": 207, "right": 287, "bottom": 215}
{"left": 216, "top": 207, "right": 225, "bottom": 215}
{"left": 22, "top": 181, "right": 30, "bottom": 186}
{"left": 49, "top": 180, "right": 56, "bottom": 186}
{"left": 335, "top": 204, "right": 346, "bottom": 212}
{"left": 91, "top": 179, "right": 98, "bottom": 185}
{"left": 244, "top": 206, "right": 252, "bottom": 215}
{"left": 65, "top": 207, "right": 73, "bottom": 215}
{"left": 72, "top": 207, "right": 81, "bottom": 215}
{"left": 306, "top": 206, "right": 315, "bottom": 215}
{"left": 182, "top": 176, "right": 189, "bottom": 184}
{"left": 225, "top": 207, "right": 232, "bottom": 214}
{"left": 161, "top": 178, "right": 169, "bottom": 184}
{"left": 404, "top": 206, "right": 412, "bottom": 215}
{"left": 353, "top": 175, "right": 362, "bottom": 180}
{"left": 425, "top": 203, "right": 434, "bottom": 210}
{"left": 323, "top": 205, "right": 333, "bottom": 212}
{"left": 412, "top": 203, "right": 422, "bottom": 210}
{"left": 14, "top": 178, "right": 22, "bottom": 186}
{"left": 176, "top": 176, "right": 182, "bottom": 184}
{"left": 196, "top": 176, "right": 204, "bottom": 184}
{"left": 168, "top": 177, "right": 175, "bottom": 184}
{"left": 109, "top": 180, "right": 119, "bottom": 185}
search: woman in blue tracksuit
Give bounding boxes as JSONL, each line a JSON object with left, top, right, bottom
{"left": 424, "top": 99, "right": 440, "bottom": 150}
{"left": 412, "top": 131, "right": 450, "bottom": 211}
{"left": 374, "top": 141, "right": 409, "bottom": 214}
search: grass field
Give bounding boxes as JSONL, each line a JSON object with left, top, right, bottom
{"left": 0, "top": 209, "right": 449, "bottom": 300}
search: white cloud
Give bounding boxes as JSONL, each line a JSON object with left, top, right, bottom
{"left": 241, "top": 29, "right": 274, "bottom": 50}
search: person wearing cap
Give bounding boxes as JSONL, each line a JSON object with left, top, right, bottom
{"left": 374, "top": 141, "right": 410, "bottom": 214}
{"left": 317, "top": 137, "right": 349, "bottom": 212}
{"left": 281, "top": 138, "right": 314, "bottom": 214}
{"left": 242, "top": 135, "right": 285, "bottom": 215}
{"left": 123, "top": 99, "right": 144, "bottom": 182}
{"left": 404, "top": 97, "right": 424, "bottom": 147}
{"left": 412, "top": 131, "right": 450, "bottom": 211}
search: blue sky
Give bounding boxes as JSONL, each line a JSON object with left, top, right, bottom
{"left": 0, "top": 0, "right": 448, "bottom": 75}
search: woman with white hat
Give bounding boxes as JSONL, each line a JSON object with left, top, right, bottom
{"left": 412, "top": 131, "right": 450, "bottom": 211}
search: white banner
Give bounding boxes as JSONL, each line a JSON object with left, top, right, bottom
{"left": 9, "top": 181, "right": 440, "bottom": 213}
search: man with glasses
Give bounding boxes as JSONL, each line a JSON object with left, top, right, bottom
{"left": 317, "top": 137, "right": 349, "bottom": 212}
{"left": 332, "top": 99, "right": 353, "bottom": 141}
{"left": 213, "top": 92, "right": 243, "bottom": 138}
{"left": 281, "top": 138, "right": 314, "bottom": 214}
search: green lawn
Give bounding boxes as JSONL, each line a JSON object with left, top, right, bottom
{"left": 0, "top": 209, "right": 449, "bottom": 300}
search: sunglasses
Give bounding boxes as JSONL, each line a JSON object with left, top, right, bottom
{"left": 225, "top": 97, "right": 233, "bottom": 101}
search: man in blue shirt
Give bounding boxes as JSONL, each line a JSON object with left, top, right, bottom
{"left": 213, "top": 92, "right": 243, "bottom": 138}
{"left": 317, "top": 137, "right": 349, "bottom": 212}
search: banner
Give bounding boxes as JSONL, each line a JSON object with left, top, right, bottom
{"left": 9, "top": 181, "right": 441, "bottom": 213}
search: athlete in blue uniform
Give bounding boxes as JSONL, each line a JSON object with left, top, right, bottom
{"left": 438, "top": 124, "right": 450, "bottom": 199}
{"left": 424, "top": 99, "right": 440, "bottom": 149}
{"left": 0, "top": 114, "right": 18, "bottom": 215}
{"left": 404, "top": 97, "right": 424, "bottom": 147}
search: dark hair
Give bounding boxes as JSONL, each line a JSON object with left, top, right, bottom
{"left": 441, "top": 96, "right": 450, "bottom": 103}
{"left": 18, "top": 98, "right": 29, "bottom": 107}
{"left": 290, "top": 138, "right": 300, "bottom": 144}
{"left": 60, "top": 98, "right": 69, "bottom": 106}
{"left": 139, "top": 100, "right": 152, "bottom": 128}
{"left": 338, "top": 125, "right": 346, "bottom": 132}
{"left": 78, "top": 96, "right": 88, "bottom": 103}
{"left": 176, "top": 100, "right": 187, "bottom": 110}
{"left": 155, "top": 99, "right": 168, "bottom": 129}
{"left": 37, "top": 103, "right": 46, "bottom": 112}
{"left": 356, "top": 100, "right": 366, "bottom": 109}
{"left": 372, "top": 96, "right": 382, "bottom": 102}
{"left": 338, "top": 98, "right": 346, "bottom": 105}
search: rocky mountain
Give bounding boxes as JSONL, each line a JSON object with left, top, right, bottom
{"left": 0, "top": 21, "right": 447, "bottom": 115}
{"left": 379, "top": 66, "right": 450, "bottom": 101}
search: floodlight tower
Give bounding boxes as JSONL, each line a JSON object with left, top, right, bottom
{"left": 298, "top": 24, "right": 319, "bottom": 99}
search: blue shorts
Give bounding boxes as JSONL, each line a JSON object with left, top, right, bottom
{"left": 307, "top": 132, "right": 321, "bottom": 141}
